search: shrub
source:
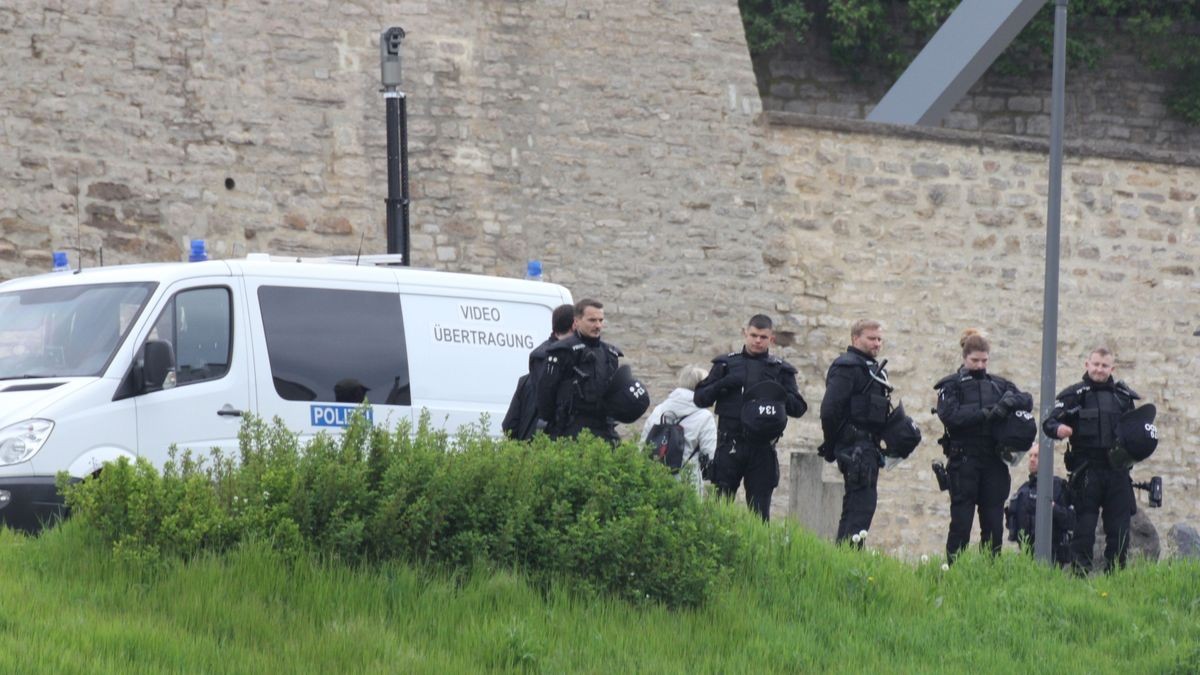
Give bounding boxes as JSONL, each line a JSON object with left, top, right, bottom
{"left": 61, "top": 410, "right": 743, "bottom": 608}
{"left": 59, "top": 449, "right": 229, "bottom": 568}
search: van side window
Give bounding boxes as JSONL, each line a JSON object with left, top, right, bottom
{"left": 257, "top": 286, "right": 411, "bottom": 405}
{"left": 147, "top": 287, "right": 233, "bottom": 386}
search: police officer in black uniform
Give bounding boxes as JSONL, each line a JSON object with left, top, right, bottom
{"left": 537, "top": 299, "right": 623, "bottom": 444}
{"left": 819, "top": 319, "right": 893, "bottom": 545}
{"left": 934, "top": 329, "right": 1033, "bottom": 562}
{"left": 1043, "top": 345, "right": 1139, "bottom": 573}
{"left": 693, "top": 314, "right": 807, "bottom": 521}
{"left": 502, "top": 303, "right": 575, "bottom": 440}
{"left": 1005, "top": 446, "right": 1074, "bottom": 566}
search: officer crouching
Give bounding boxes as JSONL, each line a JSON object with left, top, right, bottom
{"left": 537, "top": 299, "right": 648, "bottom": 444}
{"left": 1005, "top": 446, "right": 1074, "bottom": 566}
{"left": 693, "top": 314, "right": 807, "bottom": 521}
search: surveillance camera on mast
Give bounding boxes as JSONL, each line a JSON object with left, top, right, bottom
{"left": 378, "top": 26, "right": 410, "bottom": 264}
{"left": 380, "top": 27, "right": 405, "bottom": 91}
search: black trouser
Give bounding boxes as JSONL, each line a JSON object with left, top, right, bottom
{"left": 1070, "top": 463, "right": 1134, "bottom": 573}
{"left": 835, "top": 441, "right": 881, "bottom": 545}
{"left": 946, "top": 451, "right": 1011, "bottom": 561}
{"left": 711, "top": 432, "right": 779, "bottom": 521}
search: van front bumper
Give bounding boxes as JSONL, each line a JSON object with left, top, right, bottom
{"left": 0, "top": 476, "right": 66, "bottom": 534}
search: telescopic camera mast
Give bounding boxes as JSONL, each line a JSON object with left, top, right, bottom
{"left": 380, "top": 27, "right": 410, "bottom": 265}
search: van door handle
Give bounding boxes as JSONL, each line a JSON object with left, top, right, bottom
{"left": 217, "top": 405, "right": 244, "bottom": 417}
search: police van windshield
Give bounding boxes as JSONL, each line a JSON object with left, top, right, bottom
{"left": 0, "top": 282, "right": 156, "bottom": 379}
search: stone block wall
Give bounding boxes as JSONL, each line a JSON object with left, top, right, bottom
{"left": 763, "top": 114, "right": 1200, "bottom": 557}
{"left": 0, "top": 0, "right": 775, "bottom": 376}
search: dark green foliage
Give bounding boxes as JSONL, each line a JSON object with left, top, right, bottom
{"left": 59, "top": 410, "right": 743, "bottom": 608}
{"left": 740, "top": 0, "right": 813, "bottom": 54}
{"left": 740, "top": 0, "right": 1200, "bottom": 125}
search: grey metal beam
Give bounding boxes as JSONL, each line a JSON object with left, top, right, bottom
{"left": 867, "top": 0, "right": 1048, "bottom": 126}
{"left": 1034, "top": 0, "right": 1069, "bottom": 564}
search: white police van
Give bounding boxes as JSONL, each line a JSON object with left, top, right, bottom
{"left": 0, "top": 254, "right": 571, "bottom": 531}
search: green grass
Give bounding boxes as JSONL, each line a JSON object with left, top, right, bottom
{"left": 3, "top": 512, "right": 1198, "bottom": 674}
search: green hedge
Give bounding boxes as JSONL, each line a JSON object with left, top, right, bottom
{"left": 59, "top": 411, "right": 743, "bottom": 608}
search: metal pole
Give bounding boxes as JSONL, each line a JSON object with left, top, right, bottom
{"left": 399, "top": 91, "right": 410, "bottom": 265}
{"left": 380, "top": 27, "right": 410, "bottom": 265}
{"left": 385, "top": 92, "right": 409, "bottom": 263}
{"left": 1035, "top": 0, "right": 1068, "bottom": 563}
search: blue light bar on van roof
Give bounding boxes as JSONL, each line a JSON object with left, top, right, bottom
{"left": 189, "top": 239, "right": 208, "bottom": 262}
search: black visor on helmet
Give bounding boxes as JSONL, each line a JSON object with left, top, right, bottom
{"left": 881, "top": 401, "right": 921, "bottom": 459}
{"left": 604, "top": 364, "right": 651, "bottom": 423}
{"left": 740, "top": 380, "right": 789, "bottom": 441}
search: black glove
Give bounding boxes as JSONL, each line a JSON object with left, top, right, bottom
{"left": 984, "top": 405, "right": 1008, "bottom": 422}
{"left": 998, "top": 390, "right": 1020, "bottom": 409}
{"left": 718, "top": 374, "right": 743, "bottom": 392}
{"left": 699, "top": 454, "right": 713, "bottom": 481}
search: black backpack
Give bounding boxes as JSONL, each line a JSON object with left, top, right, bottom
{"left": 645, "top": 410, "right": 696, "bottom": 472}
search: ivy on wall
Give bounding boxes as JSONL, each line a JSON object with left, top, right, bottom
{"left": 740, "top": 0, "right": 1200, "bottom": 124}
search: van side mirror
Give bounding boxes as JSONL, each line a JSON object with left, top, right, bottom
{"left": 113, "top": 339, "right": 176, "bottom": 401}
{"left": 142, "top": 339, "right": 175, "bottom": 392}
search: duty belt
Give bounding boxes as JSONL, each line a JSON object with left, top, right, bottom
{"left": 1071, "top": 446, "right": 1115, "bottom": 469}
{"left": 958, "top": 440, "right": 995, "bottom": 459}
{"left": 1073, "top": 446, "right": 1110, "bottom": 460}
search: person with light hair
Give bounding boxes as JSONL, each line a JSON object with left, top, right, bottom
{"left": 641, "top": 364, "right": 718, "bottom": 494}
{"left": 1043, "top": 345, "right": 1142, "bottom": 573}
{"left": 819, "top": 319, "right": 894, "bottom": 546}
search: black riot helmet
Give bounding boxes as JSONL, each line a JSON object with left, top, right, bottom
{"left": 1109, "top": 403, "right": 1158, "bottom": 470}
{"left": 992, "top": 408, "right": 1037, "bottom": 467}
{"left": 740, "top": 380, "right": 789, "bottom": 441}
{"left": 604, "top": 365, "right": 651, "bottom": 423}
{"left": 880, "top": 401, "right": 921, "bottom": 460}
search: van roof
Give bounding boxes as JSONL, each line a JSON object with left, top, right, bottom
{"left": 0, "top": 255, "right": 571, "bottom": 301}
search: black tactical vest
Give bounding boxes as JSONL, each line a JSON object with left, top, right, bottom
{"left": 549, "top": 336, "right": 621, "bottom": 420}
{"left": 947, "top": 373, "right": 1002, "bottom": 445}
{"left": 842, "top": 356, "right": 890, "bottom": 431}
{"left": 712, "top": 353, "right": 784, "bottom": 421}
{"left": 1074, "top": 388, "right": 1123, "bottom": 450}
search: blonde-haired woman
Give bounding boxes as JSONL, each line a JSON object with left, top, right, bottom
{"left": 641, "top": 364, "right": 718, "bottom": 495}
{"left": 934, "top": 329, "right": 1032, "bottom": 563}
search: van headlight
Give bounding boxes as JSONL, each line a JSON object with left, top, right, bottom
{"left": 0, "top": 419, "right": 54, "bottom": 466}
